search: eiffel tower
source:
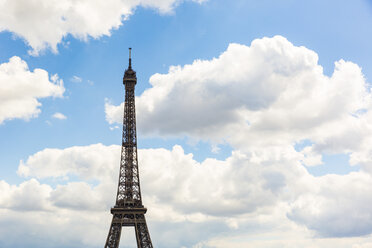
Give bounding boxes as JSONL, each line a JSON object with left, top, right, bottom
{"left": 105, "top": 48, "right": 153, "bottom": 248}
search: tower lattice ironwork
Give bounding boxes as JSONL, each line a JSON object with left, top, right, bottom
{"left": 104, "top": 48, "right": 153, "bottom": 248}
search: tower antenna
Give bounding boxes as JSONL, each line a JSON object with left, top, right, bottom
{"left": 129, "top": 47, "right": 132, "bottom": 68}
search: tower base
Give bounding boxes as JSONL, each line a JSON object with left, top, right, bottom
{"left": 105, "top": 207, "right": 153, "bottom": 248}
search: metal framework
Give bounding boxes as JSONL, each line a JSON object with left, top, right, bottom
{"left": 105, "top": 48, "right": 153, "bottom": 248}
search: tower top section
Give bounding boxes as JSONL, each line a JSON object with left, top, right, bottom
{"left": 123, "top": 47, "right": 137, "bottom": 85}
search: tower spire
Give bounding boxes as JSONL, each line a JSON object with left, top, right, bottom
{"left": 123, "top": 47, "right": 136, "bottom": 85}
{"left": 129, "top": 47, "right": 132, "bottom": 69}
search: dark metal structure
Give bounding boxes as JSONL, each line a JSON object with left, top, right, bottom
{"left": 104, "top": 48, "right": 153, "bottom": 248}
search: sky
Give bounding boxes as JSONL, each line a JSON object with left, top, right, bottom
{"left": 1, "top": 0, "right": 372, "bottom": 247}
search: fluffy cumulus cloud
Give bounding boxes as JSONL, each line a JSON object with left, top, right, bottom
{"left": 52, "top": 112, "right": 67, "bottom": 120}
{"left": 106, "top": 35, "right": 372, "bottom": 167}
{"left": 0, "top": 0, "right": 205, "bottom": 55}
{"left": 0, "top": 56, "right": 64, "bottom": 124}
{"left": 288, "top": 172, "right": 372, "bottom": 237}
{"left": 0, "top": 179, "right": 52, "bottom": 211}
{"left": 2, "top": 143, "right": 372, "bottom": 247}
{"left": 17, "top": 144, "right": 301, "bottom": 219}
{"left": 17, "top": 143, "right": 119, "bottom": 181}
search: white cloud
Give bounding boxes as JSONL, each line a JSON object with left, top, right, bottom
{"left": 0, "top": 56, "right": 65, "bottom": 124}
{"left": 0, "top": 0, "right": 204, "bottom": 55}
{"left": 300, "top": 145, "right": 323, "bottom": 167}
{"left": 12, "top": 143, "right": 372, "bottom": 247}
{"left": 18, "top": 144, "right": 294, "bottom": 216}
{"left": 70, "top": 75, "right": 82, "bottom": 83}
{"left": 0, "top": 204, "right": 109, "bottom": 248}
{"left": 203, "top": 232, "right": 372, "bottom": 248}
{"left": 288, "top": 172, "right": 372, "bottom": 237}
{"left": 106, "top": 35, "right": 372, "bottom": 170}
{"left": 0, "top": 179, "right": 52, "bottom": 211}
{"left": 105, "top": 98, "right": 122, "bottom": 125}
{"left": 10, "top": 144, "right": 302, "bottom": 247}
{"left": 17, "top": 143, "right": 119, "bottom": 181}
{"left": 109, "top": 125, "right": 119, "bottom": 130}
{"left": 52, "top": 112, "right": 67, "bottom": 120}
{"left": 50, "top": 182, "right": 107, "bottom": 211}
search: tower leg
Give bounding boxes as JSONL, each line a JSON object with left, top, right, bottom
{"left": 105, "top": 217, "right": 123, "bottom": 248}
{"left": 134, "top": 215, "right": 153, "bottom": 248}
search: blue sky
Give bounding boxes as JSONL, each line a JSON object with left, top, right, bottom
{"left": 1, "top": 0, "right": 372, "bottom": 247}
